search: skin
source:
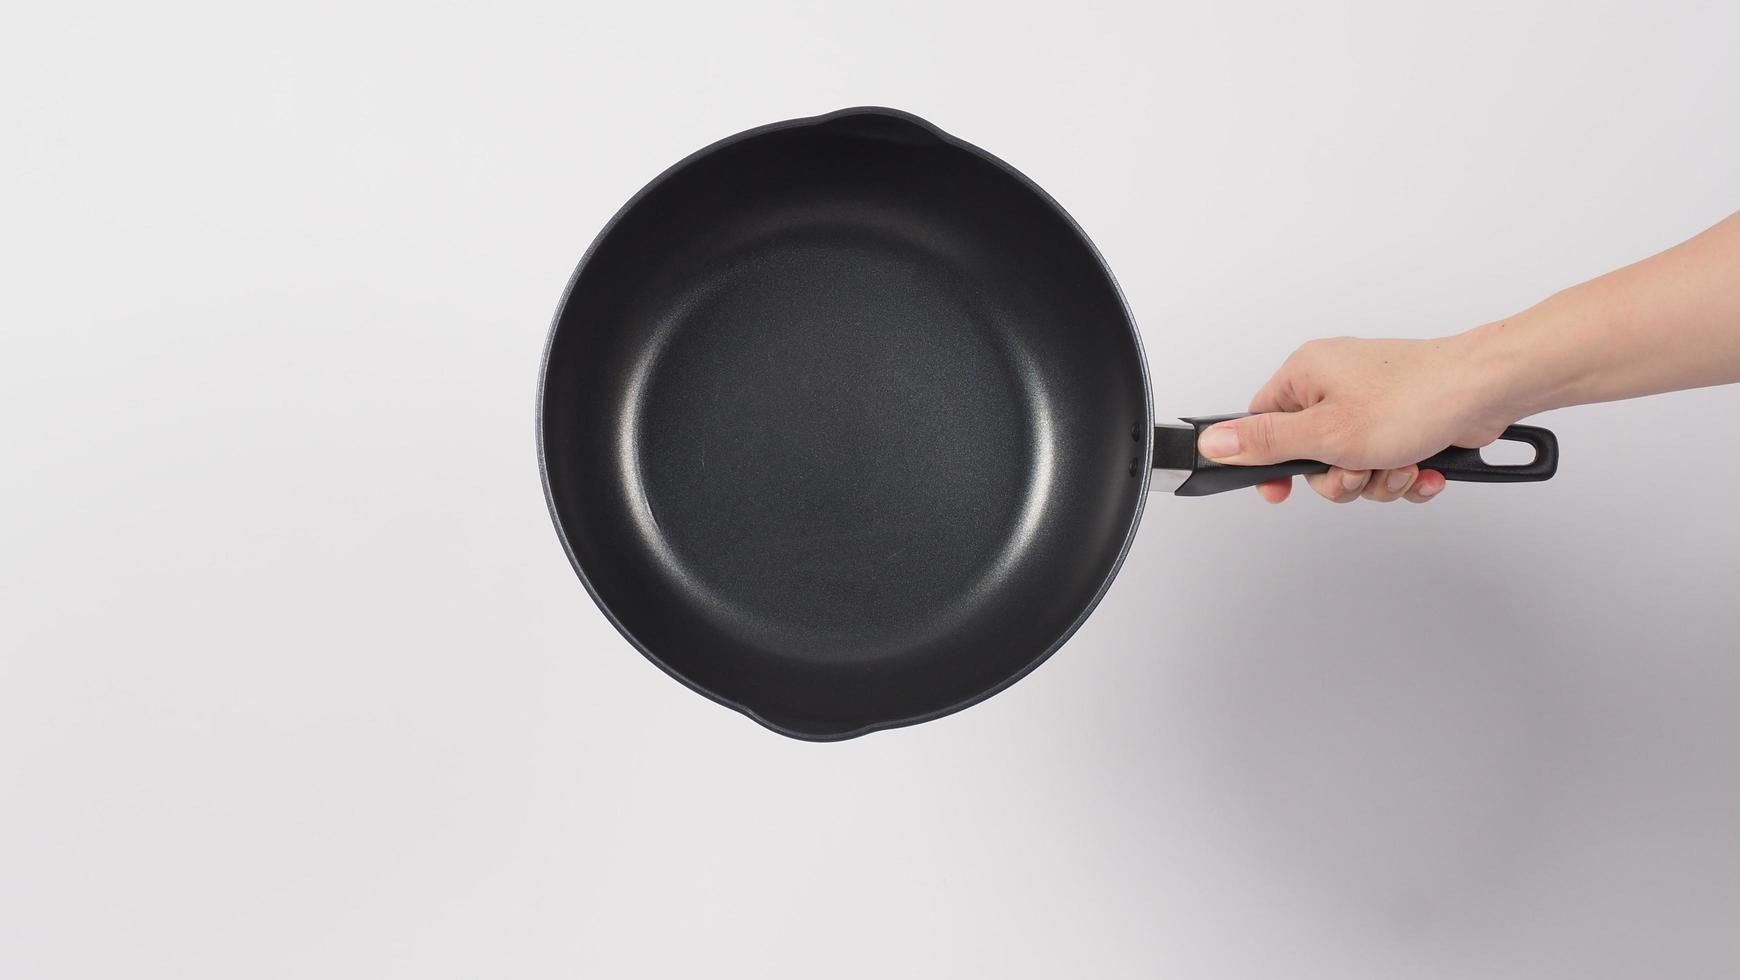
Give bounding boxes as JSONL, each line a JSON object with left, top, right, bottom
{"left": 1197, "top": 211, "right": 1740, "bottom": 503}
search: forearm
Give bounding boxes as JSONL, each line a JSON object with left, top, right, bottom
{"left": 1465, "top": 210, "right": 1740, "bottom": 419}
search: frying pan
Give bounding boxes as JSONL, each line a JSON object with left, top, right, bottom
{"left": 538, "top": 107, "right": 1558, "bottom": 741}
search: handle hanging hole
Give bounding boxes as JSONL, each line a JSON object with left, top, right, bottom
{"left": 1480, "top": 440, "right": 1538, "bottom": 466}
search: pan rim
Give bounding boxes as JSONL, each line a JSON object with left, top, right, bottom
{"left": 536, "top": 105, "right": 1155, "bottom": 741}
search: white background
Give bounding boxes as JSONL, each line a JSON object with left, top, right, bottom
{"left": 6, "top": 1, "right": 1740, "bottom": 977}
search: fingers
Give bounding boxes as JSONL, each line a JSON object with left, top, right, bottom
{"left": 1263, "top": 466, "right": 1449, "bottom": 504}
{"left": 1197, "top": 409, "right": 1335, "bottom": 467}
{"left": 1361, "top": 465, "right": 1419, "bottom": 502}
{"left": 1404, "top": 469, "right": 1446, "bottom": 503}
{"left": 1303, "top": 466, "right": 1370, "bottom": 503}
{"left": 1256, "top": 477, "right": 1292, "bottom": 504}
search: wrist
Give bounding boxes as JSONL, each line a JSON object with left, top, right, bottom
{"left": 1448, "top": 311, "right": 1559, "bottom": 423}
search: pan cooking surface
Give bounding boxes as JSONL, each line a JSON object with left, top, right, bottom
{"left": 636, "top": 232, "right": 1037, "bottom": 659}
{"left": 540, "top": 109, "right": 1151, "bottom": 737}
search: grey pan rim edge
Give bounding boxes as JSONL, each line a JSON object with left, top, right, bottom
{"left": 535, "top": 106, "right": 1157, "bottom": 741}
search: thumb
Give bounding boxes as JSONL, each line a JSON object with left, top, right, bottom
{"left": 1196, "top": 410, "right": 1336, "bottom": 466}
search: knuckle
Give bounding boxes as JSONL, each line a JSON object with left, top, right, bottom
{"left": 1290, "top": 340, "right": 1328, "bottom": 366}
{"left": 1318, "top": 473, "right": 1358, "bottom": 503}
{"left": 1245, "top": 413, "right": 1278, "bottom": 457}
{"left": 1303, "top": 336, "right": 1352, "bottom": 354}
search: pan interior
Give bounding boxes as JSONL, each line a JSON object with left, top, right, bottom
{"left": 541, "top": 112, "right": 1148, "bottom": 737}
{"left": 637, "top": 230, "right": 1035, "bottom": 657}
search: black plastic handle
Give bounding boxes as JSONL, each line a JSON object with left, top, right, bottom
{"left": 1156, "top": 414, "right": 1558, "bottom": 497}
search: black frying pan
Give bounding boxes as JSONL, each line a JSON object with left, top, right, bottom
{"left": 538, "top": 107, "right": 1557, "bottom": 740}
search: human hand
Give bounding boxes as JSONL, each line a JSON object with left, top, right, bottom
{"left": 1196, "top": 212, "right": 1740, "bottom": 503}
{"left": 1194, "top": 334, "right": 1522, "bottom": 503}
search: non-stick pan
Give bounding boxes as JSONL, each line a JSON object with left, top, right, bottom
{"left": 538, "top": 107, "right": 1558, "bottom": 740}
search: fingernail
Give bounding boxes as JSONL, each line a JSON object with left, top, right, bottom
{"left": 1387, "top": 469, "right": 1411, "bottom": 492}
{"left": 1418, "top": 481, "right": 1441, "bottom": 497}
{"left": 1341, "top": 470, "right": 1365, "bottom": 492}
{"left": 1198, "top": 426, "right": 1239, "bottom": 459}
